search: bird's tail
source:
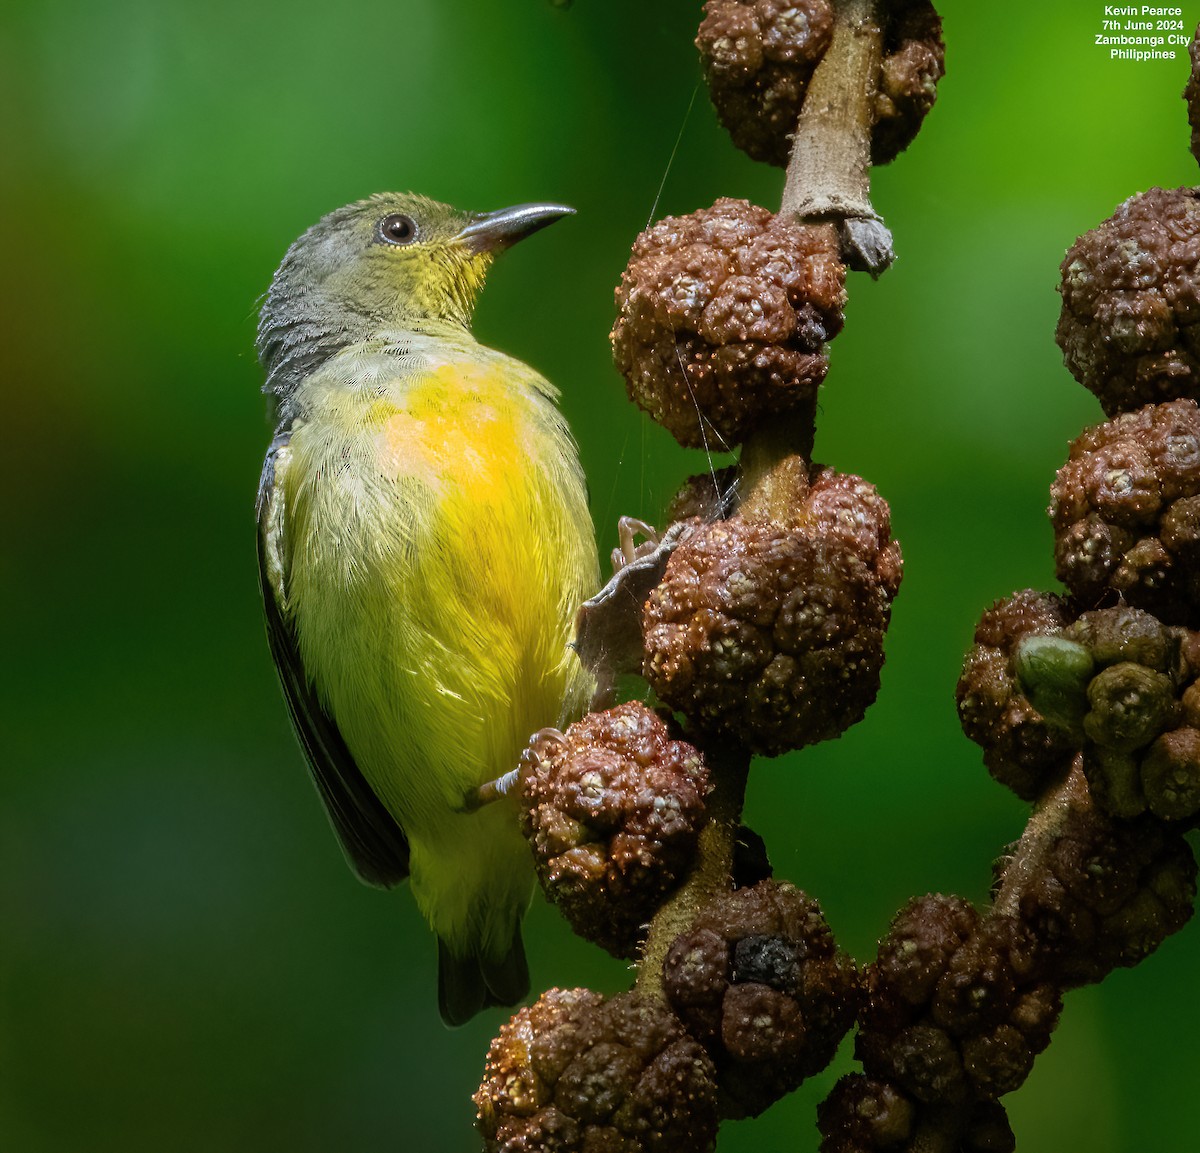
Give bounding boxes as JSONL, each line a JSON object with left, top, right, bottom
{"left": 437, "top": 929, "right": 530, "bottom": 1027}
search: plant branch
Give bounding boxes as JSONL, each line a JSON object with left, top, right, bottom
{"left": 636, "top": 742, "right": 751, "bottom": 1000}
{"left": 737, "top": 394, "right": 819, "bottom": 522}
{"left": 781, "top": 0, "right": 893, "bottom": 275}
{"left": 992, "top": 756, "right": 1089, "bottom": 920}
{"left": 736, "top": 0, "right": 892, "bottom": 515}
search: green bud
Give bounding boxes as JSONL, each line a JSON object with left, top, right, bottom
{"left": 1083, "top": 662, "right": 1177, "bottom": 753}
{"left": 1066, "top": 607, "right": 1178, "bottom": 674}
{"left": 1014, "top": 634, "right": 1094, "bottom": 734}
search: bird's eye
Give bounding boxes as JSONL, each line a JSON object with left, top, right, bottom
{"left": 379, "top": 214, "right": 418, "bottom": 245}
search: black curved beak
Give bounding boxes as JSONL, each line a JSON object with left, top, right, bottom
{"left": 457, "top": 203, "right": 575, "bottom": 254}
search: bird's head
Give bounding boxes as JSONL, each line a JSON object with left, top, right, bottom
{"left": 257, "top": 193, "right": 573, "bottom": 404}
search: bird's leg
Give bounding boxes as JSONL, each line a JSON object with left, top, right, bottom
{"left": 464, "top": 727, "right": 568, "bottom": 811}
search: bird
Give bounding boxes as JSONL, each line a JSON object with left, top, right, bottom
{"left": 254, "top": 193, "right": 599, "bottom": 1025}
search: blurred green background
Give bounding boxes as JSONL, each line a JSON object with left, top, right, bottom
{"left": 4, "top": 1, "right": 1199, "bottom": 1149}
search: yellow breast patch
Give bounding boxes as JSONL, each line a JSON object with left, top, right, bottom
{"left": 370, "top": 363, "right": 527, "bottom": 498}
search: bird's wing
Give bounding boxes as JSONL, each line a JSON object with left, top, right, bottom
{"left": 256, "top": 430, "right": 410, "bottom": 888}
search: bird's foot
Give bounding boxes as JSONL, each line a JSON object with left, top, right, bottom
{"left": 574, "top": 518, "right": 695, "bottom": 709}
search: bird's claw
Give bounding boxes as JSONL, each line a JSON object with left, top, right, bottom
{"left": 519, "top": 726, "right": 568, "bottom": 772}
{"left": 611, "top": 516, "right": 661, "bottom": 574}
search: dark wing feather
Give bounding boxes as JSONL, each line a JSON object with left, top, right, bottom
{"left": 257, "top": 432, "right": 410, "bottom": 888}
{"left": 437, "top": 929, "right": 529, "bottom": 1027}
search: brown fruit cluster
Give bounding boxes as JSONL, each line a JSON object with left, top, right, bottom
{"left": 822, "top": 792, "right": 1196, "bottom": 1149}
{"left": 1050, "top": 398, "right": 1200, "bottom": 627}
{"left": 662, "top": 881, "right": 858, "bottom": 1119}
{"left": 696, "top": 0, "right": 835, "bottom": 167}
{"left": 818, "top": 1074, "right": 1013, "bottom": 1153}
{"left": 1187, "top": 27, "right": 1200, "bottom": 165}
{"left": 1013, "top": 799, "right": 1196, "bottom": 988}
{"left": 1056, "top": 188, "right": 1200, "bottom": 415}
{"left": 475, "top": 988, "right": 719, "bottom": 1153}
{"left": 519, "top": 704, "right": 711, "bottom": 958}
{"left": 817, "top": 1075, "right": 919, "bottom": 1153}
{"left": 665, "top": 466, "right": 742, "bottom": 524}
{"left": 934, "top": 67, "right": 1200, "bottom": 1153}
{"left": 854, "top": 896, "right": 1062, "bottom": 1108}
{"left": 696, "top": 0, "right": 944, "bottom": 168}
{"left": 871, "top": 1, "right": 947, "bottom": 165}
{"left": 611, "top": 199, "right": 846, "bottom": 448}
{"left": 956, "top": 590, "right": 1081, "bottom": 799}
{"left": 643, "top": 464, "right": 902, "bottom": 756}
